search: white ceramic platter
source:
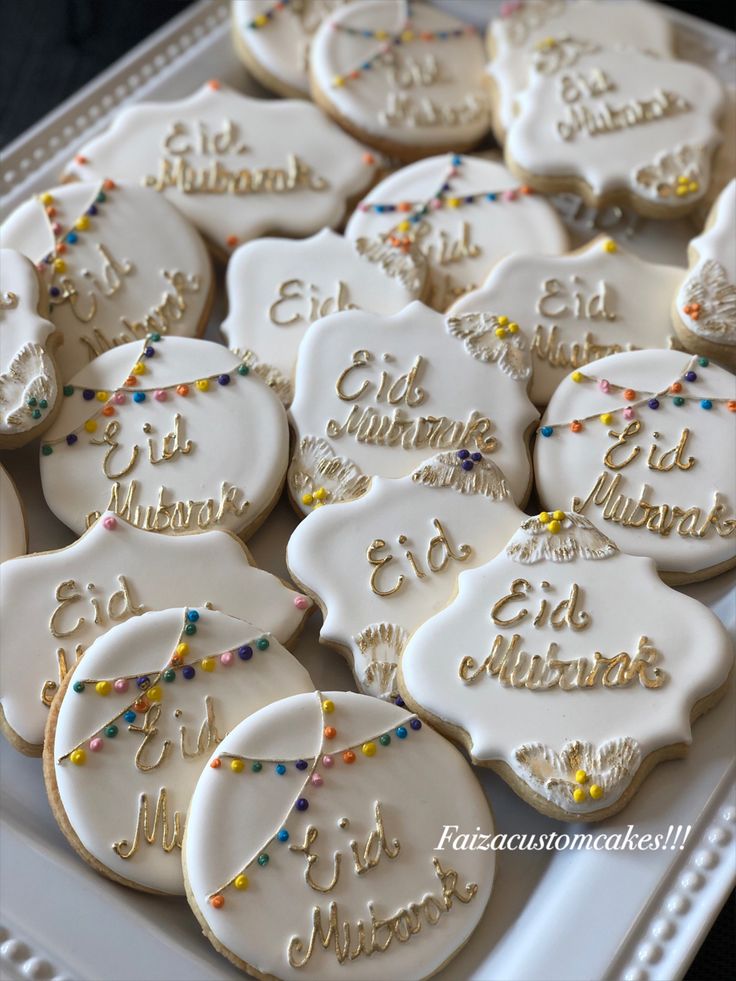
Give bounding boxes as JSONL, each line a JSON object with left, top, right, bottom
{"left": 0, "top": 3, "right": 734, "bottom": 980}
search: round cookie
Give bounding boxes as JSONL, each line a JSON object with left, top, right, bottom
{"left": 0, "top": 248, "right": 60, "bottom": 447}
{"left": 486, "top": 0, "right": 673, "bottom": 142}
{"left": 44, "top": 607, "right": 314, "bottom": 894}
{"left": 232, "top": 0, "right": 349, "bottom": 99}
{"left": 287, "top": 301, "right": 538, "bottom": 514}
{"left": 399, "top": 512, "right": 734, "bottom": 822}
{"left": 504, "top": 37, "right": 724, "bottom": 218}
{"left": 309, "top": 0, "right": 491, "bottom": 162}
{"left": 183, "top": 689, "right": 495, "bottom": 980}
{"left": 1, "top": 182, "right": 213, "bottom": 382}
{"left": 534, "top": 349, "right": 736, "bottom": 583}
{"left": 287, "top": 452, "right": 523, "bottom": 698}
{"left": 0, "top": 511, "right": 312, "bottom": 755}
{"left": 221, "top": 228, "right": 426, "bottom": 405}
{"left": 39, "top": 334, "right": 288, "bottom": 538}
{"left": 449, "top": 236, "right": 683, "bottom": 407}
{"left": 0, "top": 464, "right": 27, "bottom": 562}
{"left": 345, "top": 154, "right": 568, "bottom": 311}
{"left": 64, "top": 80, "right": 379, "bottom": 258}
{"left": 673, "top": 179, "right": 736, "bottom": 370}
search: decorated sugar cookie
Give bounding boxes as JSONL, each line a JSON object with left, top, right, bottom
{"left": 0, "top": 465, "right": 27, "bottom": 563}
{"left": 0, "top": 249, "right": 60, "bottom": 447}
{"left": 288, "top": 453, "right": 523, "bottom": 698}
{"left": 345, "top": 154, "right": 568, "bottom": 311}
{"left": 184, "top": 690, "right": 495, "bottom": 979}
{"left": 534, "top": 349, "right": 736, "bottom": 582}
{"left": 486, "top": 0, "right": 673, "bottom": 141}
{"left": 673, "top": 180, "right": 736, "bottom": 370}
{"left": 0, "top": 511, "right": 311, "bottom": 755}
{"left": 221, "top": 229, "right": 426, "bottom": 405}
{"left": 287, "top": 301, "right": 538, "bottom": 515}
{"left": 694, "top": 85, "right": 736, "bottom": 225}
{"left": 1, "top": 183, "right": 213, "bottom": 382}
{"left": 504, "top": 38, "right": 724, "bottom": 217}
{"left": 399, "top": 513, "right": 734, "bottom": 821}
{"left": 64, "top": 81, "right": 378, "bottom": 257}
{"left": 39, "top": 335, "right": 288, "bottom": 538}
{"left": 44, "top": 608, "right": 313, "bottom": 894}
{"left": 449, "top": 236, "right": 683, "bottom": 407}
{"left": 232, "top": 0, "right": 349, "bottom": 99}
{"left": 310, "top": 0, "right": 491, "bottom": 161}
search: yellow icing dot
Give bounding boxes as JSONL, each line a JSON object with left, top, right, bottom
{"left": 603, "top": 238, "right": 617, "bottom": 254}
{"left": 539, "top": 512, "right": 550, "bottom": 524}
{"left": 322, "top": 699, "right": 335, "bottom": 714}
{"left": 314, "top": 487, "right": 328, "bottom": 501}
{"left": 131, "top": 362, "right": 146, "bottom": 375}
{"left": 508, "top": 322, "right": 519, "bottom": 333}
{"left": 40, "top": 193, "right": 54, "bottom": 205}
{"left": 362, "top": 741, "right": 377, "bottom": 756}
{"left": 95, "top": 391, "right": 108, "bottom": 402}
{"left": 600, "top": 413, "right": 613, "bottom": 425}
{"left": 676, "top": 186, "right": 688, "bottom": 197}
{"left": 70, "top": 749, "right": 86, "bottom": 766}
{"left": 332, "top": 75, "right": 345, "bottom": 87}
{"left": 147, "top": 686, "right": 163, "bottom": 702}
{"left": 589, "top": 784, "right": 603, "bottom": 799}
{"left": 497, "top": 315, "right": 509, "bottom": 326}
{"left": 494, "top": 327, "right": 507, "bottom": 338}
{"left": 688, "top": 181, "right": 699, "bottom": 193}
{"left": 230, "top": 759, "right": 245, "bottom": 773}
{"left": 571, "top": 370, "right": 583, "bottom": 382}
{"left": 200, "top": 658, "right": 215, "bottom": 672}
{"left": 176, "top": 643, "right": 189, "bottom": 657}
{"left": 573, "top": 787, "right": 586, "bottom": 803}
{"left": 75, "top": 215, "right": 90, "bottom": 231}
{"left": 397, "top": 220, "right": 411, "bottom": 232}
{"left": 575, "top": 769, "right": 588, "bottom": 785}
{"left": 53, "top": 259, "right": 66, "bottom": 273}
{"left": 677, "top": 175, "right": 689, "bottom": 185}
{"left": 375, "top": 30, "right": 388, "bottom": 40}
{"left": 447, "top": 197, "right": 461, "bottom": 207}
{"left": 302, "top": 492, "right": 314, "bottom": 505}
{"left": 234, "top": 874, "right": 249, "bottom": 890}
{"left": 401, "top": 30, "right": 414, "bottom": 41}
{"left": 254, "top": 13, "right": 267, "bottom": 26}
{"left": 552, "top": 510, "right": 565, "bottom": 521}
{"left": 95, "top": 680, "right": 111, "bottom": 696}
{"left": 196, "top": 378, "right": 209, "bottom": 391}
{"left": 547, "top": 519, "right": 561, "bottom": 534}
{"left": 313, "top": 501, "right": 324, "bottom": 508}
{"left": 84, "top": 419, "right": 97, "bottom": 433}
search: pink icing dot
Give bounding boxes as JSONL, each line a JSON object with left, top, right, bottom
{"left": 430, "top": 198, "right": 443, "bottom": 209}
{"left": 113, "top": 677, "right": 128, "bottom": 693}
{"left": 154, "top": 389, "right": 167, "bottom": 402}
{"left": 220, "top": 651, "right": 234, "bottom": 666}
{"left": 51, "top": 221, "right": 62, "bottom": 235}
{"left": 293, "top": 595, "right": 309, "bottom": 610}
{"left": 598, "top": 379, "right": 610, "bottom": 393}
{"left": 503, "top": 189, "right": 517, "bottom": 202}
{"left": 623, "top": 407, "right": 635, "bottom": 420}
{"left": 311, "top": 773, "right": 324, "bottom": 787}
{"left": 322, "top": 755, "right": 334, "bottom": 768}
{"left": 89, "top": 737, "right": 103, "bottom": 752}
{"left": 102, "top": 515, "right": 118, "bottom": 531}
{"left": 112, "top": 392, "right": 126, "bottom": 405}
{"left": 359, "top": 202, "right": 370, "bottom": 212}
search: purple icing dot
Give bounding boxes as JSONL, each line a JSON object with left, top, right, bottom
{"left": 217, "top": 374, "right": 231, "bottom": 386}
{"left": 295, "top": 759, "right": 308, "bottom": 771}
{"left": 182, "top": 665, "right": 195, "bottom": 680}
{"left": 144, "top": 346, "right": 155, "bottom": 358}
{"left": 685, "top": 371, "right": 697, "bottom": 383}
{"left": 136, "top": 676, "right": 150, "bottom": 690}
{"left": 49, "top": 286, "right": 60, "bottom": 298}
{"left": 471, "top": 452, "right": 482, "bottom": 462}
{"left": 410, "top": 718, "right": 422, "bottom": 730}
{"left": 457, "top": 449, "right": 470, "bottom": 460}
{"left": 66, "top": 433, "right": 78, "bottom": 445}
{"left": 238, "top": 645, "right": 253, "bottom": 660}
{"left": 82, "top": 389, "right": 95, "bottom": 401}
{"left": 648, "top": 398, "right": 660, "bottom": 410}
{"left": 87, "top": 204, "right": 97, "bottom": 216}
{"left": 461, "top": 460, "right": 474, "bottom": 471}
{"left": 296, "top": 798, "right": 309, "bottom": 812}
{"left": 395, "top": 695, "right": 405, "bottom": 707}
{"left": 464, "top": 195, "right": 475, "bottom": 204}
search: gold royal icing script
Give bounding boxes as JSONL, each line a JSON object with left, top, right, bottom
{"left": 143, "top": 119, "right": 330, "bottom": 196}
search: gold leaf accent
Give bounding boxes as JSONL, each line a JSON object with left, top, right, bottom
{"left": 505, "top": 512, "right": 618, "bottom": 563}
{"left": 354, "top": 622, "right": 408, "bottom": 699}
{"left": 352, "top": 235, "right": 428, "bottom": 295}
{"left": 446, "top": 312, "right": 531, "bottom": 380}
{"left": 0, "top": 342, "right": 56, "bottom": 431}
{"left": 634, "top": 144, "right": 709, "bottom": 203}
{"left": 681, "top": 259, "right": 736, "bottom": 341}
{"left": 288, "top": 436, "right": 371, "bottom": 507}
{"left": 411, "top": 451, "right": 510, "bottom": 499}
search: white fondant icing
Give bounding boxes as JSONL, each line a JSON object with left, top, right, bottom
{"left": 401, "top": 514, "right": 734, "bottom": 814}
{"left": 345, "top": 154, "right": 568, "bottom": 311}
{"left": 64, "top": 82, "right": 376, "bottom": 253}
{"left": 288, "top": 301, "right": 538, "bottom": 511}
{"left": 534, "top": 349, "right": 736, "bottom": 577}
{"left": 221, "top": 229, "right": 423, "bottom": 405}
{"left": 0, "top": 513, "right": 311, "bottom": 751}
{"left": 0, "top": 465, "right": 26, "bottom": 563}
{"left": 449, "top": 236, "right": 683, "bottom": 406}
{"left": 1, "top": 183, "right": 212, "bottom": 382}
{"left": 49, "top": 608, "right": 313, "bottom": 893}
{"left": 39, "top": 336, "right": 288, "bottom": 538}
{"left": 287, "top": 453, "right": 524, "bottom": 696}
{"left": 184, "top": 690, "right": 495, "bottom": 980}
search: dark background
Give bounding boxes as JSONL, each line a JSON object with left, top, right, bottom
{"left": 0, "top": 0, "right": 734, "bottom": 977}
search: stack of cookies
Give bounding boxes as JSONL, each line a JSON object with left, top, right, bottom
{"left": 0, "top": 2, "right": 734, "bottom": 979}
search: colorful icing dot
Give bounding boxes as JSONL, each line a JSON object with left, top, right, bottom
{"left": 603, "top": 239, "right": 617, "bottom": 254}
{"left": 673, "top": 397, "right": 685, "bottom": 407}
{"left": 648, "top": 399, "right": 660, "bottom": 410}
{"left": 395, "top": 726, "right": 408, "bottom": 739}
{"left": 234, "top": 875, "right": 249, "bottom": 891}
{"left": 589, "top": 784, "right": 603, "bottom": 799}
{"left": 296, "top": 798, "right": 309, "bottom": 811}
{"left": 123, "top": 710, "right": 136, "bottom": 724}
{"left": 230, "top": 759, "right": 245, "bottom": 773}
{"left": 137, "top": 675, "right": 150, "bottom": 690}
{"left": 182, "top": 665, "right": 196, "bottom": 680}
{"left": 379, "top": 733, "right": 391, "bottom": 746}
{"left": 162, "top": 669, "right": 176, "bottom": 683}
{"left": 73, "top": 681, "right": 86, "bottom": 695}
{"left": 257, "top": 853, "right": 269, "bottom": 866}
{"left": 147, "top": 686, "right": 162, "bottom": 702}
{"left": 256, "top": 637, "right": 270, "bottom": 651}
{"left": 700, "top": 399, "right": 713, "bottom": 410}
{"left": 113, "top": 678, "right": 129, "bottom": 693}
{"left": 324, "top": 726, "right": 337, "bottom": 739}
{"left": 134, "top": 697, "right": 150, "bottom": 712}
{"left": 252, "top": 761, "right": 262, "bottom": 772}
{"left": 200, "top": 658, "right": 215, "bottom": 672}
{"left": 154, "top": 389, "right": 167, "bottom": 402}
{"left": 570, "top": 420, "right": 583, "bottom": 433}
{"left": 238, "top": 645, "right": 253, "bottom": 660}
{"left": 573, "top": 788, "right": 586, "bottom": 804}
{"left": 84, "top": 420, "right": 97, "bottom": 433}
{"left": 210, "top": 758, "right": 221, "bottom": 769}
{"left": 133, "top": 392, "right": 146, "bottom": 403}
{"left": 102, "top": 515, "right": 117, "bottom": 530}
{"left": 95, "top": 680, "right": 111, "bottom": 696}
{"left": 301, "top": 492, "right": 314, "bottom": 506}
{"left": 217, "top": 374, "right": 230, "bottom": 386}
{"left": 539, "top": 511, "right": 550, "bottom": 524}
{"left": 547, "top": 519, "right": 561, "bottom": 534}
{"left": 275, "top": 763, "right": 287, "bottom": 775}
{"left": 322, "top": 699, "right": 335, "bottom": 714}
{"left": 277, "top": 829, "right": 289, "bottom": 843}
{"left": 623, "top": 389, "right": 636, "bottom": 401}
{"left": 184, "top": 623, "right": 197, "bottom": 636}
{"left": 571, "top": 371, "right": 583, "bottom": 383}
{"left": 698, "top": 357, "right": 709, "bottom": 367}
{"left": 311, "top": 773, "right": 324, "bottom": 787}
{"left": 295, "top": 759, "right": 308, "bottom": 771}
{"left": 322, "top": 755, "right": 334, "bottom": 768}
{"left": 70, "top": 749, "right": 86, "bottom": 766}
{"left": 598, "top": 379, "right": 610, "bottom": 393}
{"left": 684, "top": 371, "right": 697, "bottom": 383}
{"left": 176, "top": 642, "right": 189, "bottom": 657}
{"left": 187, "top": 610, "right": 199, "bottom": 623}
{"left": 575, "top": 769, "right": 588, "bottom": 785}
{"left": 599, "top": 413, "right": 613, "bottom": 425}
{"left": 540, "top": 426, "right": 553, "bottom": 438}
{"left": 89, "top": 738, "right": 103, "bottom": 752}
{"left": 220, "top": 651, "right": 234, "bottom": 666}
{"left": 176, "top": 384, "right": 189, "bottom": 397}
{"left": 196, "top": 379, "right": 209, "bottom": 392}
{"left": 105, "top": 725, "right": 118, "bottom": 738}
{"left": 410, "top": 718, "right": 422, "bottom": 730}
{"left": 362, "top": 742, "right": 376, "bottom": 756}
{"left": 210, "top": 895, "right": 225, "bottom": 909}
{"left": 728, "top": 401, "right": 736, "bottom": 412}
{"left": 294, "top": 595, "right": 309, "bottom": 610}
{"left": 623, "top": 407, "right": 635, "bottom": 420}
{"left": 237, "top": 364, "right": 249, "bottom": 376}
{"left": 343, "top": 750, "right": 356, "bottom": 764}
{"left": 95, "top": 390, "right": 108, "bottom": 402}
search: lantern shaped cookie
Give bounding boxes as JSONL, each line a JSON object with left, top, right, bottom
{"left": 0, "top": 511, "right": 311, "bottom": 755}
{"left": 39, "top": 335, "right": 288, "bottom": 538}
{"left": 287, "top": 301, "right": 538, "bottom": 514}
{"left": 288, "top": 452, "right": 523, "bottom": 698}
{"left": 400, "top": 513, "right": 734, "bottom": 821}
{"left": 44, "top": 608, "right": 314, "bottom": 893}
{"left": 184, "top": 690, "right": 495, "bottom": 980}
{"left": 534, "top": 349, "right": 736, "bottom": 582}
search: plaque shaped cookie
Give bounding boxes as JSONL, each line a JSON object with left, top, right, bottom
{"left": 288, "top": 452, "right": 523, "bottom": 698}
{"left": 1, "top": 183, "right": 213, "bottom": 382}
{"left": 232, "top": 0, "right": 348, "bottom": 99}
{"left": 674, "top": 179, "right": 736, "bottom": 370}
{"left": 0, "top": 511, "right": 311, "bottom": 754}
{"left": 39, "top": 334, "right": 288, "bottom": 538}
{"left": 449, "top": 236, "right": 682, "bottom": 407}
{"left": 0, "top": 248, "right": 60, "bottom": 446}
{"left": 534, "top": 349, "right": 736, "bottom": 582}
{"left": 310, "top": 0, "right": 491, "bottom": 161}
{"left": 504, "top": 38, "right": 724, "bottom": 217}
{"left": 64, "top": 81, "right": 378, "bottom": 257}
{"left": 0, "top": 465, "right": 26, "bottom": 563}
{"left": 221, "top": 229, "right": 425, "bottom": 405}
{"left": 345, "top": 154, "right": 568, "bottom": 311}
{"left": 184, "top": 690, "right": 495, "bottom": 980}
{"left": 486, "top": 0, "right": 673, "bottom": 141}
{"left": 287, "top": 301, "right": 538, "bottom": 514}
{"left": 400, "top": 513, "right": 734, "bottom": 821}
{"left": 44, "top": 607, "right": 314, "bottom": 894}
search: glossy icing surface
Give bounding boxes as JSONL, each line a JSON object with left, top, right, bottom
{"left": 184, "top": 690, "right": 495, "bottom": 979}
{"left": 50, "top": 608, "right": 314, "bottom": 893}
{"left": 0, "top": 513, "right": 311, "bottom": 751}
